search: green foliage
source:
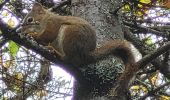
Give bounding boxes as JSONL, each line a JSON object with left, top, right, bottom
{"left": 145, "top": 37, "right": 153, "bottom": 45}
{"left": 140, "top": 0, "right": 151, "bottom": 4}
{"left": 8, "top": 40, "right": 20, "bottom": 57}
{"left": 122, "top": 0, "right": 170, "bottom": 19}
{"left": 0, "top": 0, "right": 3, "bottom": 3}
{"left": 144, "top": 37, "right": 156, "bottom": 49}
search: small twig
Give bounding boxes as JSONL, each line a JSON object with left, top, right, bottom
{"left": 0, "top": 38, "right": 8, "bottom": 48}
{"left": 123, "top": 21, "right": 168, "bottom": 38}
{"left": 139, "top": 82, "right": 170, "bottom": 100}
{"left": 0, "top": 0, "right": 10, "bottom": 10}
{"left": 109, "top": 1, "right": 127, "bottom": 16}
{"left": 134, "top": 19, "right": 170, "bottom": 25}
{"left": 48, "top": 0, "right": 71, "bottom": 11}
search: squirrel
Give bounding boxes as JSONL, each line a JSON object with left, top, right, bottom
{"left": 19, "top": 2, "right": 138, "bottom": 96}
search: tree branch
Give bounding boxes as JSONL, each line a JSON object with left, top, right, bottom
{"left": 0, "top": 0, "right": 10, "bottom": 10}
{"left": 126, "top": 19, "right": 170, "bottom": 26}
{"left": 124, "top": 27, "right": 165, "bottom": 74}
{"left": 49, "top": 0, "right": 71, "bottom": 15}
{"left": 139, "top": 82, "right": 170, "bottom": 100}
{"left": 123, "top": 21, "right": 168, "bottom": 38}
{"left": 124, "top": 26, "right": 152, "bottom": 55}
{"left": 137, "top": 41, "right": 170, "bottom": 69}
{"left": 0, "top": 38, "right": 8, "bottom": 48}
{"left": 49, "top": 0, "right": 71, "bottom": 11}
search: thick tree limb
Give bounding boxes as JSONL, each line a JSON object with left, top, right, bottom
{"left": 125, "top": 25, "right": 170, "bottom": 68}
{"left": 124, "top": 26, "right": 153, "bottom": 55}
{"left": 137, "top": 41, "right": 170, "bottom": 68}
{"left": 124, "top": 26, "right": 170, "bottom": 79}
{"left": 124, "top": 26, "right": 162, "bottom": 68}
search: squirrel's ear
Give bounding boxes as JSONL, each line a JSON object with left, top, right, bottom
{"left": 32, "top": 2, "right": 45, "bottom": 13}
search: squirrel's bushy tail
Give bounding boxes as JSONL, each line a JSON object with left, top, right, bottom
{"left": 90, "top": 39, "right": 138, "bottom": 95}
{"left": 91, "top": 40, "right": 135, "bottom": 63}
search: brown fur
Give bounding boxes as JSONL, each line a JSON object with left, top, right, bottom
{"left": 20, "top": 3, "right": 138, "bottom": 96}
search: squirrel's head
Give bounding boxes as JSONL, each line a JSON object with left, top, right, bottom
{"left": 19, "top": 3, "right": 47, "bottom": 35}
{"left": 22, "top": 2, "right": 46, "bottom": 26}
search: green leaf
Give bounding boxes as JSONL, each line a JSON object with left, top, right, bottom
{"left": 145, "top": 37, "right": 153, "bottom": 45}
{"left": 140, "top": 0, "right": 151, "bottom": 4}
{"left": 122, "top": 4, "right": 131, "bottom": 12}
{"left": 144, "top": 37, "right": 156, "bottom": 49}
{"left": 8, "top": 41, "right": 20, "bottom": 57}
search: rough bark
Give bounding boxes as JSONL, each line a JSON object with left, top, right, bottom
{"left": 71, "top": 0, "right": 127, "bottom": 99}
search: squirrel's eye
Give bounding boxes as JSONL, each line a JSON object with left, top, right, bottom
{"left": 27, "top": 17, "right": 34, "bottom": 23}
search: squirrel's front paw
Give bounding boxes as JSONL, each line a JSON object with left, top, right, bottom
{"left": 45, "top": 46, "right": 55, "bottom": 52}
{"left": 28, "top": 32, "right": 38, "bottom": 38}
{"left": 45, "top": 45, "right": 59, "bottom": 54}
{"left": 45, "top": 45, "right": 63, "bottom": 59}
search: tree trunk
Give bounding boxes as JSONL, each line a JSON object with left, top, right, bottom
{"left": 71, "top": 0, "right": 126, "bottom": 100}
